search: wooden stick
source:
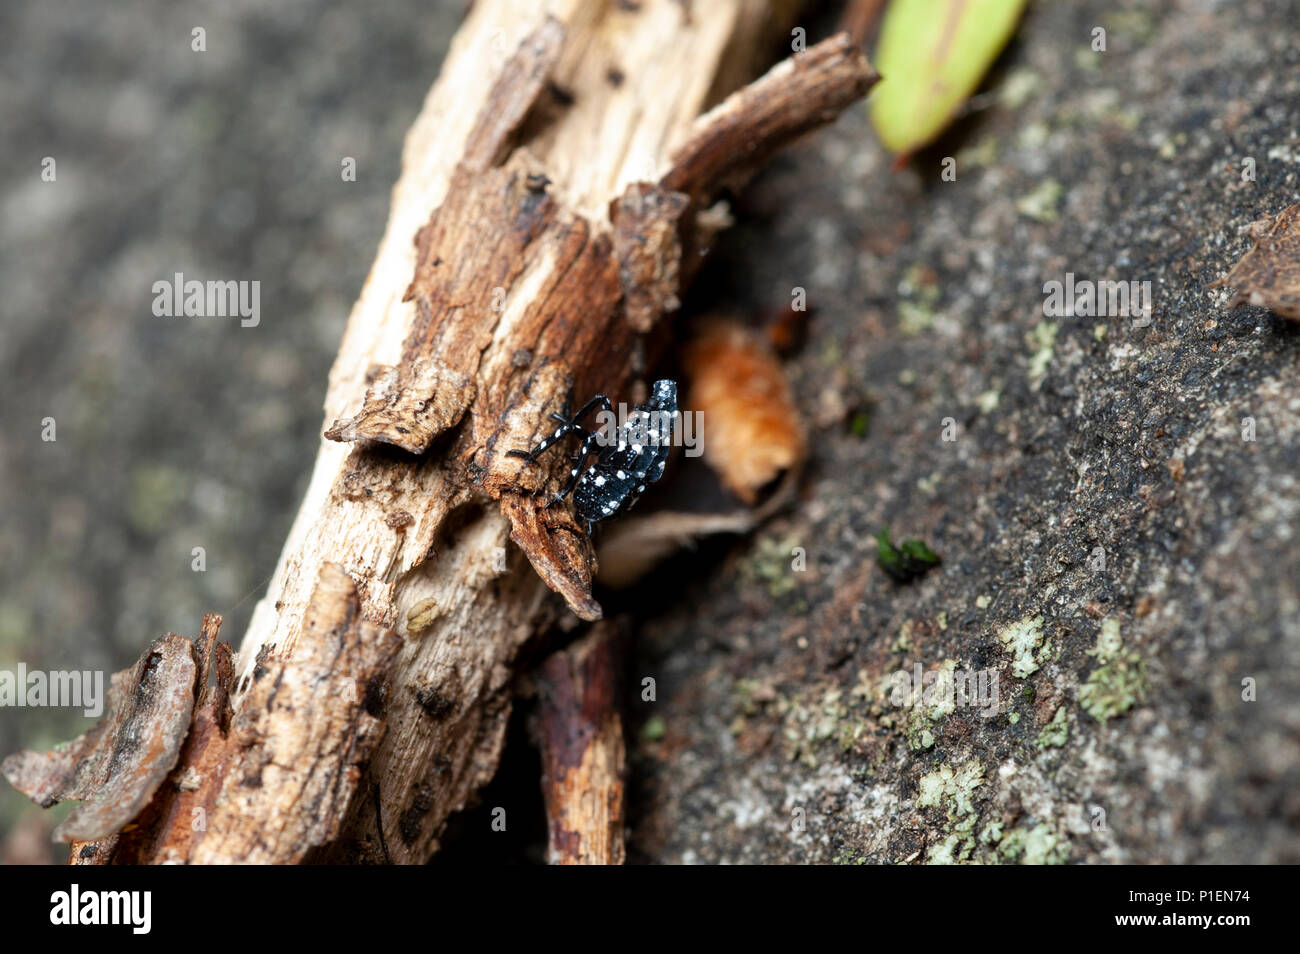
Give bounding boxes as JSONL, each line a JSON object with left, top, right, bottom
{"left": 838, "top": 0, "right": 887, "bottom": 48}
{"left": 534, "top": 624, "right": 626, "bottom": 865}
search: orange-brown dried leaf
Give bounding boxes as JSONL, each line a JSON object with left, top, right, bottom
{"left": 684, "top": 321, "right": 805, "bottom": 504}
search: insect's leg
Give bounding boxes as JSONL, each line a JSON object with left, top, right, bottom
{"left": 548, "top": 431, "right": 601, "bottom": 505}
{"left": 567, "top": 393, "right": 612, "bottom": 425}
{"left": 506, "top": 421, "right": 583, "bottom": 463}
{"left": 507, "top": 394, "right": 612, "bottom": 463}
{"left": 572, "top": 394, "right": 614, "bottom": 450}
{"left": 546, "top": 393, "right": 609, "bottom": 427}
{"left": 564, "top": 395, "right": 614, "bottom": 448}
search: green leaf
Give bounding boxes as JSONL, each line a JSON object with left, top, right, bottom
{"left": 875, "top": 528, "right": 942, "bottom": 583}
{"left": 875, "top": 527, "right": 905, "bottom": 576}
{"left": 899, "top": 537, "right": 940, "bottom": 565}
{"left": 870, "top": 0, "right": 1029, "bottom": 156}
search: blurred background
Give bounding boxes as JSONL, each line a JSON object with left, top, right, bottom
{"left": 0, "top": 0, "right": 463, "bottom": 860}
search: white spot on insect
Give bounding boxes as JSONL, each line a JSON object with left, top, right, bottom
{"left": 616, "top": 470, "right": 626, "bottom": 480}
{"left": 570, "top": 468, "right": 577, "bottom": 476}
{"left": 594, "top": 475, "right": 605, "bottom": 486}
{"left": 637, "top": 485, "right": 645, "bottom": 492}
{"left": 631, "top": 443, "right": 642, "bottom": 453}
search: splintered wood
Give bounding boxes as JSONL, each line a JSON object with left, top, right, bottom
{"left": 6, "top": 0, "right": 877, "bottom": 864}
{"left": 48, "top": 572, "right": 398, "bottom": 865}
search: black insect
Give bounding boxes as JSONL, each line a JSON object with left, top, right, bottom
{"left": 508, "top": 379, "right": 678, "bottom": 534}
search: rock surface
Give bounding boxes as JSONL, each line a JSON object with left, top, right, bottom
{"left": 629, "top": 0, "right": 1300, "bottom": 864}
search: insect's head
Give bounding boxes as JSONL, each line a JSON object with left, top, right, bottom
{"left": 648, "top": 378, "right": 677, "bottom": 411}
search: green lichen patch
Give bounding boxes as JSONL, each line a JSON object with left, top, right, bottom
{"left": 896, "top": 264, "right": 942, "bottom": 336}
{"left": 998, "top": 615, "right": 1045, "bottom": 678}
{"left": 776, "top": 686, "right": 866, "bottom": 767}
{"left": 1095, "top": 617, "right": 1123, "bottom": 659}
{"left": 897, "top": 659, "right": 960, "bottom": 751}
{"left": 1027, "top": 320, "right": 1059, "bottom": 386}
{"left": 1079, "top": 617, "right": 1148, "bottom": 721}
{"left": 916, "top": 760, "right": 986, "bottom": 863}
{"left": 743, "top": 534, "right": 802, "bottom": 598}
{"left": 1036, "top": 706, "right": 1069, "bottom": 748}
{"left": 917, "top": 761, "right": 985, "bottom": 816}
{"left": 994, "top": 823, "right": 1069, "bottom": 864}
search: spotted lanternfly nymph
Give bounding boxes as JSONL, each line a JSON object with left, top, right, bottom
{"left": 508, "top": 379, "right": 678, "bottom": 534}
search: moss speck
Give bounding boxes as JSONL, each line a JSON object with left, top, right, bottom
{"left": 1016, "top": 179, "right": 1063, "bottom": 223}
{"left": 1027, "top": 321, "right": 1059, "bottom": 386}
{"left": 745, "top": 534, "right": 802, "bottom": 598}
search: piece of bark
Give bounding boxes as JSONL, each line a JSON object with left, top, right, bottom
{"left": 612, "top": 182, "right": 691, "bottom": 333}
{"left": 1217, "top": 204, "right": 1300, "bottom": 319}
{"left": 534, "top": 624, "right": 626, "bottom": 865}
{"left": 321, "top": 27, "right": 875, "bottom": 621}
{"left": 63, "top": 567, "right": 399, "bottom": 865}
{"left": 2, "top": 634, "right": 196, "bottom": 844}
{"left": 502, "top": 494, "right": 602, "bottom": 622}
{"left": 69, "top": 614, "right": 234, "bottom": 865}
{"left": 90, "top": 2, "right": 874, "bottom": 865}
{"left": 663, "top": 33, "right": 880, "bottom": 208}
